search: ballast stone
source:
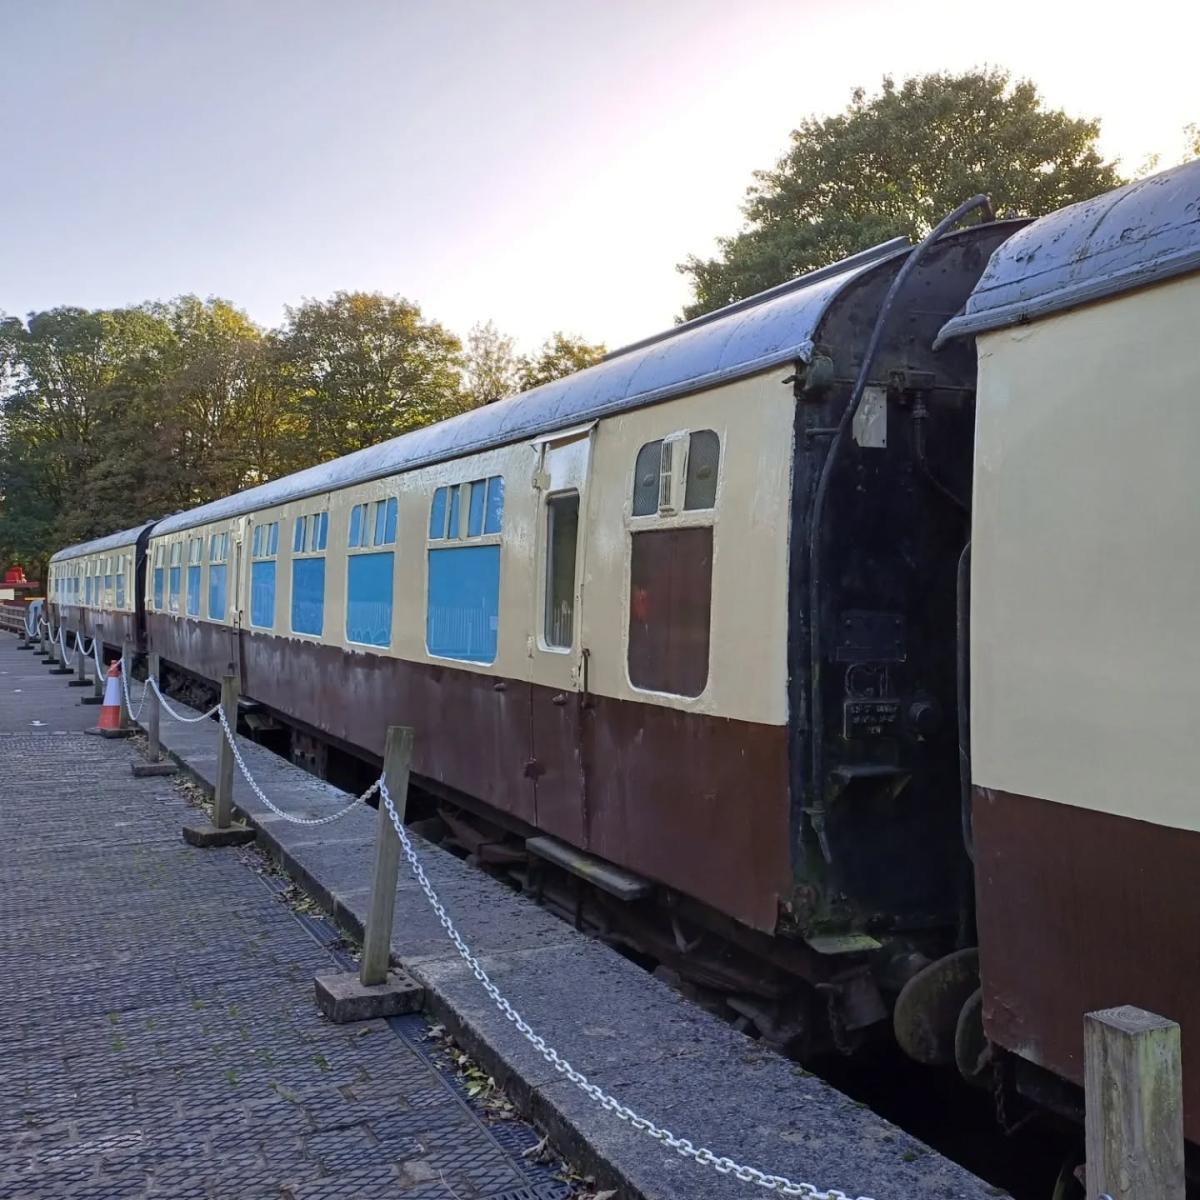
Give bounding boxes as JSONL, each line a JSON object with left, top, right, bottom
{"left": 314, "top": 968, "right": 424, "bottom": 1023}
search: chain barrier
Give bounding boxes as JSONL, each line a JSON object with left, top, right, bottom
{"left": 144, "top": 675, "right": 220, "bottom": 725}
{"left": 118, "top": 655, "right": 150, "bottom": 723}
{"left": 110, "top": 654, "right": 874, "bottom": 1198}
{"left": 376, "top": 777, "right": 875, "bottom": 1200}
{"left": 213, "top": 703, "right": 378, "bottom": 826}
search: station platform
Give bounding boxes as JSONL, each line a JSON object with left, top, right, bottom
{"left": 2, "top": 632, "right": 1008, "bottom": 1199}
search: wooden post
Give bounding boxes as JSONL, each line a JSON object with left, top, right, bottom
{"left": 147, "top": 652, "right": 161, "bottom": 762}
{"left": 212, "top": 674, "right": 239, "bottom": 830}
{"left": 1085, "top": 1005, "right": 1184, "bottom": 1200}
{"left": 360, "top": 726, "right": 414, "bottom": 987}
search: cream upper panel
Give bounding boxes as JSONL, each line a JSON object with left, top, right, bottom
{"left": 145, "top": 369, "right": 795, "bottom": 726}
{"left": 971, "top": 271, "right": 1200, "bottom": 831}
{"left": 55, "top": 546, "right": 137, "bottom": 612}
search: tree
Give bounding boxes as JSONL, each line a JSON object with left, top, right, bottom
{"left": 519, "top": 332, "right": 607, "bottom": 391}
{"left": 280, "top": 292, "right": 465, "bottom": 461}
{"left": 463, "top": 320, "right": 521, "bottom": 405}
{"left": 679, "top": 70, "right": 1126, "bottom": 318}
{"left": 1186, "top": 123, "right": 1200, "bottom": 162}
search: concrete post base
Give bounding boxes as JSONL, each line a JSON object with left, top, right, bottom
{"left": 68, "top": 679, "right": 91, "bottom": 688}
{"left": 80, "top": 696, "right": 103, "bottom": 706}
{"left": 84, "top": 728, "right": 137, "bottom": 739}
{"left": 182, "top": 819, "right": 256, "bottom": 848}
{"left": 314, "top": 969, "right": 424, "bottom": 1023}
{"left": 132, "top": 761, "right": 178, "bottom": 778}
{"left": 48, "top": 666, "right": 73, "bottom": 675}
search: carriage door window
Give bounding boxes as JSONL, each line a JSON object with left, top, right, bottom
{"left": 208, "top": 533, "right": 229, "bottom": 620}
{"left": 168, "top": 543, "right": 183, "bottom": 613}
{"left": 347, "top": 498, "right": 396, "bottom": 647}
{"left": 186, "top": 538, "right": 203, "bottom": 617}
{"left": 628, "top": 429, "right": 720, "bottom": 697}
{"left": 153, "top": 546, "right": 165, "bottom": 611}
{"left": 544, "top": 493, "right": 579, "bottom": 648}
{"left": 291, "top": 510, "right": 328, "bottom": 637}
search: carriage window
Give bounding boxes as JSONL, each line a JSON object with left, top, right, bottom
{"left": 186, "top": 537, "right": 203, "bottom": 617}
{"left": 426, "top": 476, "right": 504, "bottom": 663}
{"left": 115, "top": 555, "right": 126, "bottom": 610}
{"left": 544, "top": 492, "right": 579, "bottom": 649}
{"left": 208, "top": 533, "right": 229, "bottom": 620}
{"left": 250, "top": 521, "right": 279, "bottom": 629}
{"left": 632, "top": 441, "right": 662, "bottom": 516}
{"left": 104, "top": 557, "right": 114, "bottom": 607}
{"left": 346, "top": 502, "right": 392, "bottom": 646}
{"left": 292, "top": 513, "right": 327, "bottom": 637}
{"left": 168, "top": 542, "right": 183, "bottom": 613}
{"left": 684, "top": 430, "right": 720, "bottom": 510}
{"left": 153, "top": 545, "right": 165, "bottom": 611}
{"left": 632, "top": 430, "right": 721, "bottom": 516}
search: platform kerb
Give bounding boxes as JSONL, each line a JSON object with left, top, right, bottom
{"left": 314, "top": 968, "right": 424, "bottom": 1023}
{"left": 181, "top": 816, "right": 256, "bottom": 848}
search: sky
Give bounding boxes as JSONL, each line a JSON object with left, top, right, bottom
{"left": 2, "top": 0, "right": 1197, "bottom": 353}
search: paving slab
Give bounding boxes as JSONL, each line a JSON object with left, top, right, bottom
{"left": 112, "top": 646, "right": 1011, "bottom": 1200}
{"left": 0, "top": 635, "right": 571, "bottom": 1200}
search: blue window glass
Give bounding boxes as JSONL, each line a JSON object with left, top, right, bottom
{"left": 209, "top": 563, "right": 227, "bottom": 620}
{"left": 186, "top": 565, "right": 201, "bottom": 616}
{"left": 105, "top": 573, "right": 113, "bottom": 597}
{"left": 316, "top": 511, "right": 328, "bottom": 550}
{"left": 168, "top": 566, "right": 181, "bottom": 611}
{"left": 426, "top": 544, "right": 500, "bottom": 664}
{"left": 250, "top": 561, "right": 276, "bottom": 628}
{"left": 349, "top": 504, "right": 363, "bottom": 548}
{"left": 468, "top": 480, "right": 485, "bottom": 537}
{"left": 347, "top": 552, "right": 393, "bottom": 646}
{"left": 116, "top": 574, "right": 125, "bottom": 610}
{"left": 429, "top": 488, "right": 447, "bottom": 539}
{"left": 448, "top": 486, "right": 461, "bottom": 539}
{"left": 154, "top": 568, "right": 164, "bottom": 610}
{"left": 268, "top": 522, "right": 279, "bottom": 555}
{"left": 384, "top": 497, "right": 397, "bottom": 545}
{"left": 293, "top": 516, "right": 306, "bottom": 553}
{"left": 291, "top": 558, "right": 325, "bottom": 636}
{"left": 485, "top": 476, "right": 505, "bottom": 533}
{"left": 85, "top": 577, "right": 92, "bottom": 605}
{"left": 373, "top": 501, "right": 387, "bottom": 547}
{"left": 252, "top": 526, "right": 262, "bottom": 557}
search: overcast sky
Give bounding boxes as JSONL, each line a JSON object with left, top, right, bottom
{"left": 2, "top": 0, "right": 1197, "bottom": 352}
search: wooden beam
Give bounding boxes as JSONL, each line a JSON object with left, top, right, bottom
{"left": 1085, "top": 1005, "right": 1184, "bottom": 1200}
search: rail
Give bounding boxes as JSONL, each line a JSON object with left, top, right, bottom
{"left": 124, "top": 656, "right": 876, "bottom": 1200}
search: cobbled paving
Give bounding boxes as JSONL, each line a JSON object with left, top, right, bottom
{"left": 0, "top": 645, "right": 572, "bottom": 1200}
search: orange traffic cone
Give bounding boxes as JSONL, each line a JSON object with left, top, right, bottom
{"left": 96, "top": 661, "right": 125, "bottom": 734}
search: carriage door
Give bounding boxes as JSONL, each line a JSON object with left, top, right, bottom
{"left": 529, "top": 424, "right": 593, "bottom": 846}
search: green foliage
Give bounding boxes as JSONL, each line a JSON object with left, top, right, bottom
{"left": 679, "top": 69, "right": 1126, "bottom": 318}
{"left": 463, "top": 320, "right": 521, "bottom": 406}
{"left": 518, "top": 332, "right": 607, "bottom": 391}
{"left": 0, "top": 286, "right": 603, "bottom": 576}
{"left": 281, "top": 292, "right": 466, "bottom": 462}
{"left": 1186, "top": 123, "right": 1200, "bottom": 162}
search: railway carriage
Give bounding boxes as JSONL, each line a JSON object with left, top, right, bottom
{"left": 937, "top": 158, "right": 1200, "bottom": 1142}
{"left": 46, "top": 522, "right": 155, "bottom": 655}
{"left": 118, "top": 219, "right": 1016, "bottom": 1051}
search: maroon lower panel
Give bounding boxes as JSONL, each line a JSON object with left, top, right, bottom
{"left": 146, "top": 615, "right": 792, "bottom": 933}
{"left": 974, "top": 786, "right": 1200, "bottom": 1143}
{"left": 52, "top": 604, "right": 140, "bottom": 654}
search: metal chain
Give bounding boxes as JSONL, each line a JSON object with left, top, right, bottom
{"left": 118, "top": 657, "right": 150, "bottom": 722}
{"left": 214, "top": 704, "right": 378, "bottom": 825}
{"left": 145, "top": 676, "right": 221, "bottom": 724}
{"left": 378, "top": 778, "right": 874, "bottom": 1200}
